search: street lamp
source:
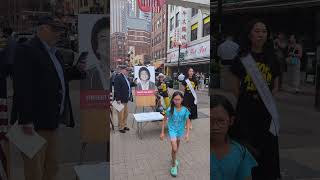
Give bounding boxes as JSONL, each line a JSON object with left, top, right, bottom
{"left": 177, "top": 40, "right": 182, "bottom": 75}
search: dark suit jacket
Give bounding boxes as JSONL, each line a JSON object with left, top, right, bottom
{"left": 12, "top": 37, "right": 86, "bottom": 130}
{"left": 114, "top": 73, "right": 134, "bottom": 103}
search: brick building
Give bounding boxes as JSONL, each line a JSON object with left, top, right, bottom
{"left": 151, "top": 4, "right": 167, "bottom": 73}
{"left": 111, "top": 32, "right": 126, "bottom": 69}
{"left": 126, "top": 27, "right": 151, "bottom": 65}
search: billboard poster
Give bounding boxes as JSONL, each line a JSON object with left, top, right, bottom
{"left": 78, "top": 14, "right": 109, "bottom": 109}
{"left": 134, "top": 66, "right": 156, "bottom": 96}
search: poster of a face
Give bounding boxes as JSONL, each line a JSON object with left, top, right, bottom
{"left": 78, "top": 14, "right": 109, "bottom": 109}
{"left": 78, "top": 14, "right": 109, "bottom": 91}
{"left": 134, "top": 66, "right": 156, "bottom": 96}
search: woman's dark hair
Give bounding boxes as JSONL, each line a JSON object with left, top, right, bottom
{"left": 139, "top": 67, "right": 150, "bottom": 80}
{"left": 170, "top": 91, "right": 184, "bottom": 115}
{"left": 91, "top": 17, "right": 108, "bottom": 60}
{"left": 185, "top": 67, "right": 197, "bottom": 81}
{"left": 238, "top": 19, "right": 276, "bottom": 65}
{"left": 211, "top": 94, "right": 235, "bottom": 118}
{"left": 239, "top": 19, "right": 273, "bottom": 56}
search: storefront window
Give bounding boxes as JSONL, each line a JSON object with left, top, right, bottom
{"left": 176, "top": 12, "right": 179, "bottom": 27}
{"left": 191, "top": 23, "right": 198, "bottom": 41}
{"left": 203, "top": 16, "right": 210, "bottom": 37}
{"left": 170, "top": 17, "right": 174, "bottom": 31}
{"left": 192, "top": 8, "right": 198, "bottom": 17}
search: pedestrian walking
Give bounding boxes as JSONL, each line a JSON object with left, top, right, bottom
{"left": 211, "top": 94, "right": 257, "bottom": 180}
{"left": 286, "top": 34, "right": 303, "bottom": 93}
{"left": 200, "top": 72, "right": 205, "bottom": 90}
{"left": 156, "top": 73, "right": 170, "bottom": 108}
{"left": 114, "top": 65, "right": 134, "bottom": 133}
{"left": 230, "top": 19, "right": 281, "bottom": 180}
{"left": 195, "top": 72, "right": 200, "bottom": 90}
{"left": 274, "top": 32, "right": 288, "bottom": 90}
{"left": 12, "top": 16, "right": 86, "bottom": 180}
{"left": 160, "top": 91, "right": 191, "bottom": 177}
{"left": 182, "top": 67, "right": 198, "bottom": 130}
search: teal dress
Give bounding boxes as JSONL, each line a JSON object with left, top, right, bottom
{"left": 211, "top": 141, "right": 257, "bottom": 180}
{"left": 165, "top": 107, "right": 190, "bottom": 140}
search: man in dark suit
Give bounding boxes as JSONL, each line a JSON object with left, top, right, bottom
{"left": 114, "top": 65, "right": 134, "bottom": 133}
{"left": 12, "top": 16, "right": 86, "bottom": 180}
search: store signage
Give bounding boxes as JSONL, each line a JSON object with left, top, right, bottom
{"left": 167, "top": 40, "right": 210, "bottom": 62}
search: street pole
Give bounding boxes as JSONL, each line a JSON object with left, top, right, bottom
{"left": 211, "top": 0, "right": 222, "bottom": 89}
{"left": 178, "top": 44, "right": 181, "bottom": 75}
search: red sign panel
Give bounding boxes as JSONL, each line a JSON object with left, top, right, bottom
{"left": 135, "top": 90, "right": 155, "bottom": 96}
{"left": 80, "top": 90, "right": 110, "bottom": 109}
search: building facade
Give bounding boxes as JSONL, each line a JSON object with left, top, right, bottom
{"left": 151, "top": 4, "right": 168, "bottom": 73}
{"left": 126, "top": 28, "right": 151, "bottom": 65}
{"left": 111, "top": 0, "right": 127, "bottom": 33}
{"left": 111, "top": 32, "right": 126, "bottom": 69}
{"left": 166, "top": 5, "right": 210, "bottom": 76}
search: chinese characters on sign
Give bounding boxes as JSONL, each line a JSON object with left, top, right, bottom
{"left": 180, "top": 9, "right": 188, "bottom": 48}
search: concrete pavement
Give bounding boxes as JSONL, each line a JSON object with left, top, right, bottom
{"left": 110, "top": 89, "right": 210, "bottom": 180}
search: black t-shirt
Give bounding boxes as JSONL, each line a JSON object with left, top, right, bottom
{"left": 182, "top": 78, "right": 197, "bottom": 93}
{"left": 231, "top": 52, "right": 280, "bottom": 96}
{"left": 182, "top": 78, "right": 197, "bottom": 106}
{"left": 230, "top": 52, "right": 280, "bottom": 132}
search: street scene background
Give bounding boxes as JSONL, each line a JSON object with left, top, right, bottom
{"left": 212, "top": 0, "right": 320, "bottom": 179}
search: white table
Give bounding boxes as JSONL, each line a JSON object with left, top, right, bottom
{"left": 133, "top": 112, "right": 164, "bottom": 139}
{"left": 74, "top": 162, "right": 109, "bottom": 180}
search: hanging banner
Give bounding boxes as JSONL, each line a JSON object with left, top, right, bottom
{"left": 78, "top": 14, "right": 109, "bottom": 143}
{"left": 134, "top": 66, "right": 156, "bottom": 96}
{"left": 79, "top": 14, "right": 109, "bottom": 109}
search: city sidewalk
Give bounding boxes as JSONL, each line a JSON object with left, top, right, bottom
{"left": 110, "top": 92, "right": 210, "bottom": 180}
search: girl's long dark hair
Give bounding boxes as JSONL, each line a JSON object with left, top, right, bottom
{"left": 211, "top": 94, "right": 235, "bottom": 117}
{"left": 238, "top": 19, "right": 276, "bottom": 65}
{"left": 170, "top": 91, "right": 184, "bottom": 115}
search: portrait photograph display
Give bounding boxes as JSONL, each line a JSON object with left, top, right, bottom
{"left": 134, "top": 66, "right": 156, "bottom": 96}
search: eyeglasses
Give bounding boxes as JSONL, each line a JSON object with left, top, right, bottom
{"left": 212, "top": 118, "right": 228, "bottom": 127}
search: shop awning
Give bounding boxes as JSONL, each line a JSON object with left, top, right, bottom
{"left": 153, "top": 61, "right": 164, "bottom": 68}
{"left": 165, "top": 57, "right": 210, "bottom": 67}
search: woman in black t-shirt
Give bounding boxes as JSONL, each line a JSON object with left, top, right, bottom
{"left": 182, "top": 67, "right": 198, "bottom": 130}
{"left": 230, "top": 20, "right": 281, "bottom": 180}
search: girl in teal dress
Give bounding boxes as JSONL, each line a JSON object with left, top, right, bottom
{"left": 211, "top": 94, "right": 257, "bottom": 180}
{"left": 160, "top": 91, "right": 191, "bottom": 177}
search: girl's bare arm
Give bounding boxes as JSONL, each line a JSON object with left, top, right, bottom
{"left": 161, "top": 116, "right": 167, "bottom": 134}
{"left": 186, "top": 118, "right": 191, "bottom": 135}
